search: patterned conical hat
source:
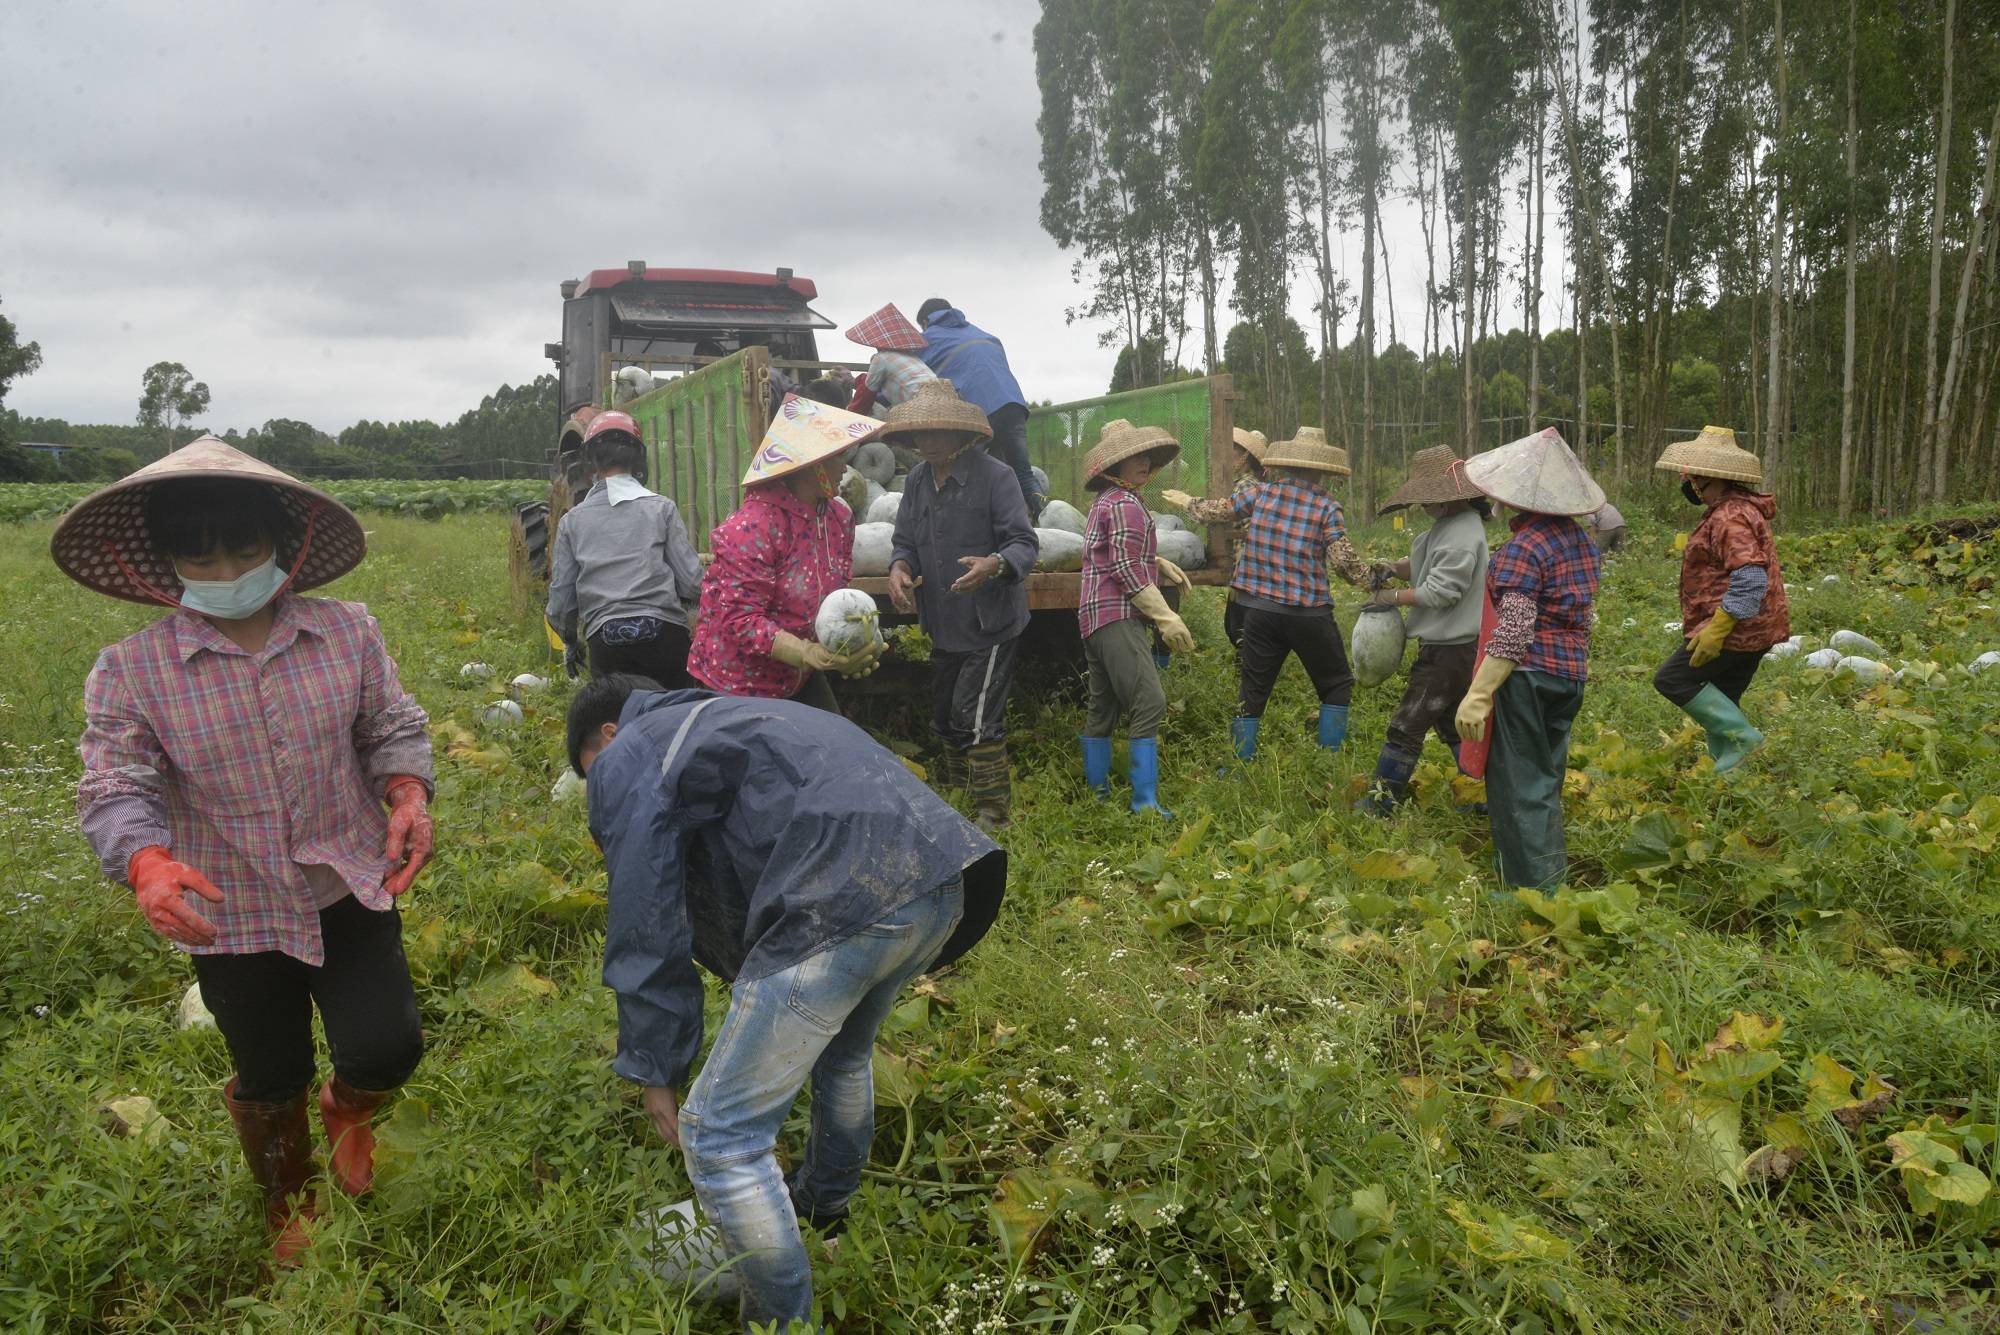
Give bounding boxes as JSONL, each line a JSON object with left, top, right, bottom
{"left": 51, "top": 436, "right": 366, "bottom": 605}
{"left": 1654, "top": 425, "right": 1763, "bottom": 485}
{"left": 877, "top": 379, "right": 992, "bottom": 444}
{"left": 844, "top": 303, "right": 927, "bottom": 353}
{"left": 1264, "top": 426, "right": 1351, "bottom": 475}
{"left": 740, "top": 395, "right": 885, "bottom": 487}
{"left": 1379, "top": 445, "right": 1485, "bottom": 512}
{"left": 1082, "top": 419, "right": 1181, "bottom": 491}
{"left": 1465, "top": 427, "right": 1604, "bottom": 517}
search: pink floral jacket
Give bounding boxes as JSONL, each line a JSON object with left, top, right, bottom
{"left": 687, "top": 485, "right": 854, "bottom": 698}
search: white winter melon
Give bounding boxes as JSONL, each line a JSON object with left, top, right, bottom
{"left": 1039, "top": 498, "right": 1087, "bottom": 535}
{"left": 1034, "top": 528, "right": 1085, "bottom": 571}
{"left": 1350, "top": 605, "right": 1408, "bottom": 687}
{"left": 1156, "top": 528, "right": 1206, "bottom": 570}
{"left": 850, "top": 522, "right": 896, "bottom": 576}
{"left": 852, "top": 440, "right": 898, "bottom": 486}
{"left": 815, "top": 588, "right": 884, "bottom": 657}
{"left": 866, "top": 492, "right": 903, "bottom": 525}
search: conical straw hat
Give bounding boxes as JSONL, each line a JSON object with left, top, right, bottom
{"left": 1378, "top": 445, "right": 1486, "bottom": 513}
{"left": 1464, "top": 427, "right": 1604, "bottom": 517}
{"left": 741, "top": 395, "right": 885, "bottom": 487}
{"left": 51, "top": 436, "right": 367, "bottom": 605}
{"left": 844, "top": 303, "right": 927, "bottom": 353}
{"left": 1082, "top": 419, "right": 1180, "bottom": 491}
{"left": 1231, "top": 427, "right": 1268, "bottom": 463}
{"left": 1653, "top": 425, "right": 1763, "bottom": 485}
{"left": 1263, "top": 426, "right": 1350, "bottom": 475}
{"left": 877, "top": 379, "right": 992, "bottom": 444}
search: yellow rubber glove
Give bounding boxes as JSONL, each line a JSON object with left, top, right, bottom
{"left": 1687, "top": 609, "right": 1736, "bottom": 668}
{"left": 770, "top": 631, "right": 836, "bottom": 673}
{"left": 1155, "top": 556, "right": 1191, "bottom": 590}
{"left": 1131, "top": 585, "right": 1195, "bottom": 653}
{"left": 1159, "top": 488, "right": 1195, "bottom": 510}
{"left": 1454, "top": 656, "right": 1516, "bottom": 743}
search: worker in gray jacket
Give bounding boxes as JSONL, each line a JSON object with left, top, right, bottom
{"left": 546, "top": 410, "right": 705, "bottom": 687}
{"left": 1356, "top": 446, "right": 1492, "bottom": 813}
{"left": 884, "top": 381, "right": 1038, "bottom": 830}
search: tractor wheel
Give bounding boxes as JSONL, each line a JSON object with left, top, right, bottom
{"left": 508, "top": 501, "right": 550, "bottom": 613}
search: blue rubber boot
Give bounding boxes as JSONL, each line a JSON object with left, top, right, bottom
{"left": 1153, "top": 649, "right": 1172, "bottom": 671}
{"left": 1353, "top": 744, "right": 1419, "bottom": 815}
{"left": 1682, "top": 684, "right": 1764, "bottom": 774}
{"left": 1128, "top": 737, "right": 1172, "bottom": 818}
{"left": 1316, "top": 703, "right": 1349, "bottom": 751}
{"left": 1221, "top": 716, "right": 1260, "bottom": 774}
{"left": 1079, "top": 735, "right": 1112, "bottom": 799}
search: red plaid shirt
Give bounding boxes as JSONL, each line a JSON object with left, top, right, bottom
{"left": 76, "top": 596, "right": 433, "bottom": 965}
{"left": 1078, "top": 486, "right": 1157, "bottom": 640}
{"left": 1484, "top": 513, "right": 1601, "bottom": 681}
{"left": 1224, "top": 475, "right": 1350, "bottom": 608}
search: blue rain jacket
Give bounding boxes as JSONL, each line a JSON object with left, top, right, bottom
{"left": 588, "top": 689, "right": 1005, "bottom": 1090}
{"left": 918, "top": 309, "right": 1027, "bottom": 415}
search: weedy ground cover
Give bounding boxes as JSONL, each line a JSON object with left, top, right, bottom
{"left": 0, "top": 504, "right": 1995, "bottom": 1333}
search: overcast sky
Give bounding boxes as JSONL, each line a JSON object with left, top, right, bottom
{"left": 2, "top": 1, "right": 1574, "bottom": 437}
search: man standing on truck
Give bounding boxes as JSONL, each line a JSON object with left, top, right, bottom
{"left": 915, "top": 297, "right": 1047, "bottom": 520}
{"left": 883, "top": 381, "right": 1039, "bottom": 831}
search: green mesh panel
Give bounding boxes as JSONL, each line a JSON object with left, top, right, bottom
{"left": 1027, "top": 379, "right": 1218, "bottom": 511}
{"left": 623, "top": 349, "right": 768, "bottom": 552}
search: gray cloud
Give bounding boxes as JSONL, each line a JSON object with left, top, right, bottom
{"left": 1, "top": 0, "right": 1111, "bottom": 433}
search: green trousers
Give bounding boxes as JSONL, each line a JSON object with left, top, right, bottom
{"left": 1487, "top": 669, "right": 1585, "bottom": 889}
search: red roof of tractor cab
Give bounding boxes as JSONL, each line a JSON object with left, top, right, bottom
{"left": 573, "top": 268, "right": 819, "bottom": 300}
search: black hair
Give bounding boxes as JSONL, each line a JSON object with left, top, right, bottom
{"left": 587, "top": 431, "right": 647, "bottom": 481}
{"left": 565, "top": 672, "right": 659, "bottom": 777}
{"left": 1469, "top": 495, "right": 1494, "bottom": 520}
{"left": 1236, "top": 445, "right": 1266, "bottom": 478}
{"left": 802, "top": 376, "right": 849, "bottom": 407}
{"left": 145, "top": 478, "right": 293, "bottom": 561}
{"left": 916, "top": 298, "right": 951, "bottom": 325}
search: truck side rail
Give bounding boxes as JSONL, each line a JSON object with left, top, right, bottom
{"left": 623, "top": 346, "right": 772, "bottom": 551}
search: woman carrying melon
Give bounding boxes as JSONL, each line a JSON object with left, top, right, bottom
{"left": 686, "top": 396, "right": 888, "bottom": 709}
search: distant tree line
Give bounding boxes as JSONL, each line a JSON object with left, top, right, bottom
{"left": 1038, "top": 0, "right": 2000, "bottom": 517}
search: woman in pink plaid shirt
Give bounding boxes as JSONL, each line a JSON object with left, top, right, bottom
{"left": 54, "top": 439, "right": 435, "bottom": 1265}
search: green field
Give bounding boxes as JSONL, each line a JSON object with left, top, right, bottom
{"left": 0, "top": 502, "right": 1996, "bottom": 1333}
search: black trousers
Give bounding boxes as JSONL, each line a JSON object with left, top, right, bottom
{"left": 1384, "top": 641, "right": 1477, "bottom": 758}
{"left": 789, "top": 671, "right": 841, "bottom": 714}
{"left": 190, "top": 895, "right": 423, "bottom": 1103}
{"left": 1236, "top": 605, "right": 1354, "bottom": 716}
{"left": 1652, "top": 643, "right": 1767, "bottom": 708}
{"left": 587, "top": 621, "right": 692, "bottom": 690}
{"left": 1223, "top": 593, "right": 1246, "bottom": 648}
{"left": 932, "top": 638, "right": 1020, "bottom": 748}
{"left": 982, "top": 403, "right": 1045, "bottom": 515}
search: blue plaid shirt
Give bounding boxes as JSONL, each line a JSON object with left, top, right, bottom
{"left": 1485, "top": 514, "right": 1601, "bottom": 681}
{"left": 1224, "top": 475, "right": 1355, "bottom": 608}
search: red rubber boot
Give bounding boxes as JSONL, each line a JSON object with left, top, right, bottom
{"left": 318, "top": 1075, "right": 391, "bottom": 1196}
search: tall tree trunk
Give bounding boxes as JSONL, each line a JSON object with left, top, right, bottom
{"left": 1358, "top": 49, "right": 1380, "bottom": 517}
{"left": 1839, "top": 0, "right": 1860, "bottom": 520}
{"left": 1528, "top": 73, "right": 1546, "bottom": 430}
{"left": 1934, "top": 96, "right": 2000, "bottom": 499}
{"left": 1764, "top": 0, "right": 1788, "bottom": 498}
{"left": 1198, "top": 222, "right": 1220, "bottom": 372}
{"left": 1917, "top": 0, "right": 1957, "bottom": 504}
{"left": 1576, "top": 239, "right": 1590, "bottom": 460}
{"left": 1461, "top": 187, "right": 1480, "bottom": 450}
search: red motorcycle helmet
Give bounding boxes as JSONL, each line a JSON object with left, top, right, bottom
{"left": 582, "top": 410, "right": 642, "bottom": 447}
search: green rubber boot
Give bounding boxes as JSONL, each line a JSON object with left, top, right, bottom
{"left": 1682, "top": 684, "right": 1763, "bottom": 774}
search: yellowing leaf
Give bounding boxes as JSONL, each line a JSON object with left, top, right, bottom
{"left": 1448, "top": 1201, "right": 1573, "bottom": 1264}
{"left": 1703, "top": 1012, "right": 1784, "bottom": 1056}
{"left": 1351, "top": 848, "right": 1437, "bottom": 882}
{"left": 463, "top": 963, "right": 556, "bottom": 1014}
{"left": 1169, "top": 810, "right": 1212, "bottom": 860}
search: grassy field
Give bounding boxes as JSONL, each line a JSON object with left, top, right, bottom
{"left": 0, "top": 501, "right": 1996, "bottom": 1333}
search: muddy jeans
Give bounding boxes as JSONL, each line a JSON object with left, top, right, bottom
{"left": 678, "top": 878, "right": 964, "bottom": 1333}
{"left": 1384, "top": 641, "right": 1477, "bottom": 760}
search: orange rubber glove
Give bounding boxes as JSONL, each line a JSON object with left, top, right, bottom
{"left": 382, "top": 777, "right": 433, "bottom": 897}
{"left": 128, "top": 846, "right": 224, "bottom": 946}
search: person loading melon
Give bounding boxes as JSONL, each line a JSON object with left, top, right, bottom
{"left": 686, "top": 396, "right": 887, "bottom": 709}
{"left": 1650, "top": 426, "right": 1789, "bottom": 773}
{"left": 1077, "top": 420, "right": 1196, "bottom": 816}
{"left": 1162, "top": 426, "right": 1373, "bottom": 765}
{"left": 883, "top": 380, "right": 1039, "bottom": 830}
{"left": 1354, "top": 445, "right": 1492, "bottom": 814}
{"left": 56, "top": 439, "right": 435, "bottom": 1264}
{"left": 1454, "top": 428, "right": 1605, "bottom": 890}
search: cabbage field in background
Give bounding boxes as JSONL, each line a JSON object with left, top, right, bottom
{"left": 0, "top": 478, "right": 545, "bottom": 524}
{"left": 0, "top": 502, "right": 1996, "bottom": 1333}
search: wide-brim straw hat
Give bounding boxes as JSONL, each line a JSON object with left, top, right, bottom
{"left": 51, "top": 436, "right": 367, "bottom": 605}
{"left": 1379, "top": 445, "right": 1486, "bottom": 513}
{"left": 845, "top": 303, "right": 927, "bottom": 353}
{"left": 1653, "top": 424, "right": 1763, "bottom": 485}
{"left": 1083, "top": 419, "right": 1180, "bottom": 491}
{"left": 1231, "top": 427, "right": 1268, "bottom": 463}
{"left": 1465, "top": 426, "right": 1605, "bottom": 517}
{"left": 1263, "top": 426, "right": 1351, "bottom": 476}
{"left": 741, "top": 395, "right": 886, "bottom": 487}
{"left": 877, "top": 379, "right": 992, "bottom": 444}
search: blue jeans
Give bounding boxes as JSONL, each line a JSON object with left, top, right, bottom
{"left": 678, "top": 878, "right": 964, "bottom": 1332}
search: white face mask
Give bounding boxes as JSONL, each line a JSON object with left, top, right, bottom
{"left": 176, "top": 556, "right": 287, "bottom": 620}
